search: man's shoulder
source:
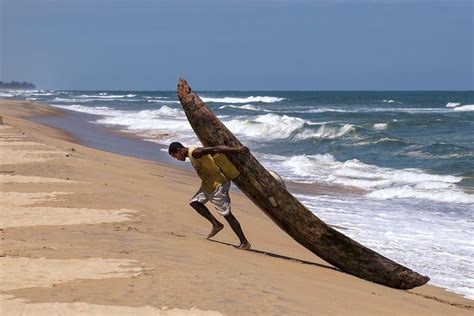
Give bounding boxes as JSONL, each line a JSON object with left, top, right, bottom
{"left": 189, "top": 146, "right": 202, "bottom": 159}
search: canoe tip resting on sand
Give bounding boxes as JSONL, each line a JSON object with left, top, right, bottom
{"left": 175, "top": 78, "right": 430, "bottom": 290}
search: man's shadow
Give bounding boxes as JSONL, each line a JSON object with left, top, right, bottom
{"left": 208, "top": 239, "right": 338, "bottom": 272}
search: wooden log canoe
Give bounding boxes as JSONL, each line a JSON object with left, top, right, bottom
{"left": 177, "top": 79, "right": 429, "bottom": 289}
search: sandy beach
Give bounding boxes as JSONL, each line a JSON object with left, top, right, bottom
{"left": 1, "top": 99, "right": 473, "bottom": 315}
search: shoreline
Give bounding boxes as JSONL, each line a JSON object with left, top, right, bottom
{"left": 1, "top": 99, "right": 473, "bottom": 315}
{"left": 27, "top": 100, "right": 369, "bottom": 198}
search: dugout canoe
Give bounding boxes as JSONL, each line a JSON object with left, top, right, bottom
{"left": 177, "top": 79, "right": 429, "bottom": 289}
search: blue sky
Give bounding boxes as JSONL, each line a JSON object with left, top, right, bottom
{"left": 1, "top": 0, "right": 472, "bottom": 90}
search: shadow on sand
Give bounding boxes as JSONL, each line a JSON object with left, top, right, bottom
{"left": 208, "top": 239, "right": 338, "bottom": 272}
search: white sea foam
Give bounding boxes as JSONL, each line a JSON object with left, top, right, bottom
{"left": 51, "top": 104, "right": 120, "bottom": 116}
{"left": 53, "top": 97, "right": 96, "bottom": 103}
{"left": 296, "top": 193, "right": 474, "bottom": 300}
{"left": 225, "top": 114, "right": 306, "bottom": 139}
{"left": 77, "top": 94, "right": 135, "bottom": 99}
{"left": 350, "top": 137, "right": 402, "bottom": 147}
{"left": 146, "top": 99, "right": 180, "bottom": 104}
{"left": 383, "top": 99, "right": 396, "bottom": 103}
{"left": 371, "top": 107, "right": 447, "bottom": 113}
{"left": 223, "top": 114, "right": 354, "bottom": 141}
{"left": 95, "top": 107, "right": 189, "bottom": 132}
{"left": 262, "top": 153, "right": 473, "bottom": 204}
{"left": 47, "top": 103, "right": 196, "bottom": 143}
{"left": 201, "top": 96, "right": 285, "bottom": 103}
{"left": 453, "top": 104, "right": 474, "bottom": 112}
{"left": 218, "top": 104, "right": 262, "bottom": 111}
{"left": 367, "top": 186, "right": 474, "bottom": 203}
{"left": 0, "top": 90, "right": 49, "bottom": 98}
{"left": 299, "top": 107, "right": 449, "bottom": 114}
{"left": 294, "top": 124, "right": 355, "bottom": 140}
{"left": 306, "top": 108, "right": 350, "bottom": 113}
{"left": 402, "top": 150, "right": 470, "bottom": 160}
{"left": 446, "top": 102, "right": 461, "bottom": 108}
{"left": 373, "top": 123, "right": 388, "bottom": 130}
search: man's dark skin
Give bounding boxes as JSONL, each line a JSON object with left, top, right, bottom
{"left": 170, "top": 145, "right": 249, "bottom": 161}
{"left": 170, "top": 145, "right": 251, "bottom": 250}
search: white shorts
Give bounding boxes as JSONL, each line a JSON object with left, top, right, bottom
{"left": 190, "top": 182, "right": 231, "bottom": 216}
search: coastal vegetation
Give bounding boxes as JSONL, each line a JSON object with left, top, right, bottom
{"left": 0, "top": 81, "right": 36, "bottom": 90}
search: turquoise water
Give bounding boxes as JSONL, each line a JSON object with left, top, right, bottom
{"left": 2, "top": 89, "right": 473, "bottom": 298}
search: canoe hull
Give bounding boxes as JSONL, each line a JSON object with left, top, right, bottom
{"left": 177, "top": 79, "right": 429, "bottom": 289}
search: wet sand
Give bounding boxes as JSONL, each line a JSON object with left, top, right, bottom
{"left": 0, "top": 99, "right": 473, "bottom": 315}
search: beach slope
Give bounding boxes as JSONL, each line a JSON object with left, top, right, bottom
{"left": 0, "top": 100, "right": 472, "bottom": 315}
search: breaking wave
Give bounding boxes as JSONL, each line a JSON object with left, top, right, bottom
{"left": 264, "top": 153, "right": 474, "bottom": 204}
{"left": 146, "top": 99, "right": 180, "bottom": 104}
{"left": 224, "top": 114, "right": 355, "bottom": 140}
{"left": 453, "top": 104, "right": 474, "bottom": 112}
{"left": 373, "top": 123, "right": 388, "bottom": 130}
{"left": 218, "top": 104, "right": 262, "bottom": 111}
{"left": 77, "top": 94, "right": 136, "bottom": 99}
{"left": 201, "top": 96, "right": 285, "bottom": 103}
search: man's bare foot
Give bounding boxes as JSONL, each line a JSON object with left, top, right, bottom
{"left": 237, "top": 241, "right": 251, "bottom": 250}
{"left": 207, "top": 222, "right": 224, "bottom": 239}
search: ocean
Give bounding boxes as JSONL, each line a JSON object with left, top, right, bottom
{"left": 2, "top": 89, "right": 473, "bottom": 299}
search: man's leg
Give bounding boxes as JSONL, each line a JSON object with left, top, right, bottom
{"left": 189, "top": 201, "right": 224, "bottom": 239}
{"left": 224, "top": 213, "right": 251, "bottom": 250}
{"left": 211, "top": 182, "right": 251, "bottom": 250}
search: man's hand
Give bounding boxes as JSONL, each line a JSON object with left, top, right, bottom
{"left": 237, "top": 146, "right": 250, "bottom": 154}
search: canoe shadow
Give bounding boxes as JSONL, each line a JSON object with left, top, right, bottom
{"left": 208, "top": 239, "right": 337, "bottom": 272}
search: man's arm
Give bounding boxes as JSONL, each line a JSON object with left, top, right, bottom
{"left": 192, "top": 145, "right": 249, "bottom": 158}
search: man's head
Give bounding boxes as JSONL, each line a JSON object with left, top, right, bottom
{"left": 168, "top": 142, "right": 187, "bottom": 161}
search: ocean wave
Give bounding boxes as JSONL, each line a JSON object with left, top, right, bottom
{"left": 400, "top": 142, "right": 473, "bottom": 160}
{"left": 219, "top": 104, "right": 262, "bottom": 111}
{"left": 350, "top": 137, "right": 406, "bottom": 147}
{"left": 453, "top": 104, "right": 474, "bottom": 112}
{"left": 144, "top": 96, "right": 167, "bottom": 99}
{"left": 372, "top": 107, "right": 448, "bottom": 113}
{"left": 446, "top": 102, "right": 461, "bottom": 108}
{"left": 224, "top": 114, "right": 306, "bottom": 139}
{"left": 48, "top": 103, "right": 197, "bottom": 145}
{"left": 146, "top": 99, "right": 180, "bottom": 104}
{"left": 53, "top": 97, "right": 97, "bottom": 103}
{"left": 373, "top": 123, "right": 388, "bottom": 130}
{"left": 223, "top": 114, "right": 354, "bottom": 141}
{"left": 262, "top": 153, "right": 473, "bottom": 204}
{"left": 367, "top": 187, "right": 474, "bottom": 204}
{"left": 296, "top": 192, "right": 474, "bottom": 300}
{"left": 293, "top": 107, "right": 449, "bottom": 114}
{"left": 306, "top": 108, "right": 351, "bottom": 113}
{"left": 96, "top": 108, "right": 191, "bottom": 138}
{"left": 293, "top": 124, "right": 355, "bottom": 140}
{"left": 383, "top": 99, "right": 396, "bottom": 103}
{"left": 77, "top": 94, "right": 136, "bottom": 99}
{"left": 201, "top": 96, "right": 285, "bottom": 103}
{"left": 53, "top": 97, "right": 142, "bottom": 103}
{"left": 28, "top": 92, "right": 54, "bottom": 96}
{"left": 51, "top": 104, "right": 119, "bottom": 116}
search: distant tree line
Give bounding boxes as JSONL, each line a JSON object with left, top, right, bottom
{"left": 0, "top": 81, "right": 36, "bottom": 90}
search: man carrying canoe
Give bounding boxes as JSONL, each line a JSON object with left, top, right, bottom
{"left": 168, "top": 142, "right": 251, "bottom": 250}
